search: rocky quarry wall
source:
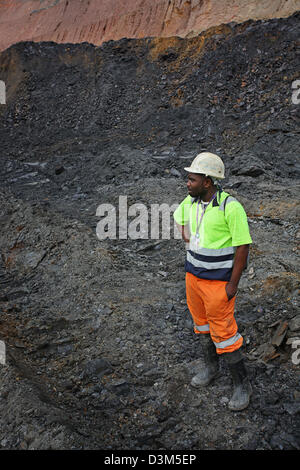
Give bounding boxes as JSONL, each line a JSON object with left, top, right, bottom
{"left": 0, "top": 11, "right": 299, "bottom": 450}
{"left": 0, "top": 0, "right": 300, "bottom": 52}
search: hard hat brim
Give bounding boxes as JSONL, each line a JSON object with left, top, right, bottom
{"left": 184, "top": 166, "right": 203, "bottom": 173}
{"left": 184, "top": 166, "right": 195, "bottom": 173}
{"left": 184, "top": 166, "right": 225, "bottom": 179}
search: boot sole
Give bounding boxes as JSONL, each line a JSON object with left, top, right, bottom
{"left": 228, "top": 400, "right": 250, "bottom": 411}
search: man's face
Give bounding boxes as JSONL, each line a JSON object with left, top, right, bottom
{"left": 187, "top": 173, "right": 209, "bottom": 198}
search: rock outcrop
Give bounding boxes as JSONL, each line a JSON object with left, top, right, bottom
{"left": 0, "top": 0, "right": 300, "bottom": 52}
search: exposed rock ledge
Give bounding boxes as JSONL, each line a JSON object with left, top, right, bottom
{"left": 0, "top": 0, "right": 299, "bottom": 52}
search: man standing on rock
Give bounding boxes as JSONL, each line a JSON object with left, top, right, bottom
{"left": 174, "top": 152, "right": 252, "bottom": 411}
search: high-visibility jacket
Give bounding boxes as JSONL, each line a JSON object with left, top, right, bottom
{"left": 173, "top": 190, "right": 252, "bottom": 281}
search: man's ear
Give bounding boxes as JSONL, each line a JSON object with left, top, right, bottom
{"left": 204, "top": 176, "right": 213, "bottom": 188}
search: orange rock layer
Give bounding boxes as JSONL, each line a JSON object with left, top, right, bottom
{"left": 0, "top": 0, "right": 299, "bottom": 52}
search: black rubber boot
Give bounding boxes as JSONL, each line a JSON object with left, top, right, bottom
{"left": 225, "top": 349, "right": 252, "bottom": 411}
{"left": 191, "top": 334, "right": 219, "bottom": 388}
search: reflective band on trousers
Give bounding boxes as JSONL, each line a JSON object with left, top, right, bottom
{"left": 194, "top": 323, "right": 210, "bottom": 332}
{"left": 213, "top": 332, "right": 242, "bottom": 349}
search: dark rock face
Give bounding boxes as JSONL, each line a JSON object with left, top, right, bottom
{"left": 0, "top": 13, "right": 299, "bottom": 180}
{"left": 0, "top": 13, "right": 299, "bottom": 450}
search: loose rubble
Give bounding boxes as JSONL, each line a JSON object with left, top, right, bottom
{"left": 0, "top": 13, "right": 299, "bottom": 450}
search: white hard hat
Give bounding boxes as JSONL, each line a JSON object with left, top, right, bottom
{"left": 184, "top": 152, "right": 225, "bottom": 179}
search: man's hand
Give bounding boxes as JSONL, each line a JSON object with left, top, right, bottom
{"left": 225, "top": 281, "right": 238, "bottom": 301}
{"left": 226, "top": 244, "right": 250, "bottom": 301}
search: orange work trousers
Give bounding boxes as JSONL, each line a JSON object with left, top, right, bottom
{"left": 186, "top": 272, "right": 243, "bottom": 354}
